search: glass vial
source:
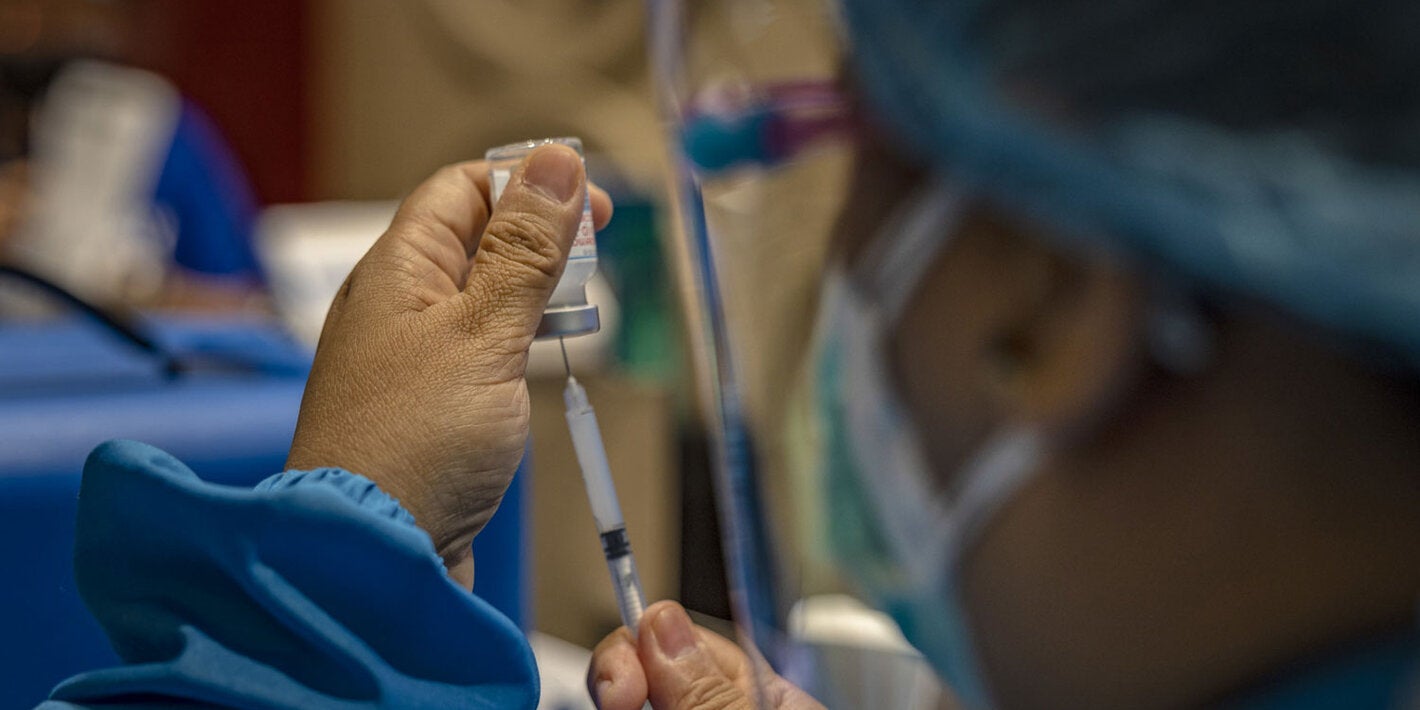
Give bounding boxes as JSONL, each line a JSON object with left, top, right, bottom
{"left": 486, "top": 136, "right": 600, "bottom": 338}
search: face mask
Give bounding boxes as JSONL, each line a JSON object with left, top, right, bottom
{"left": 808, "top": 179, "right": 1048, "bottom": 708}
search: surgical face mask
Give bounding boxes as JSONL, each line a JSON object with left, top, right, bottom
{"left": 807, "top": 179, "right": 1046, "bottom": 708}
{"left": 804, "top": 180, "right": 1225, "bottom": 707}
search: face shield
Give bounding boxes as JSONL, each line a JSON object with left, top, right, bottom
{"left": 650, "top": 1, "right": 968, "bottom": 707}
{"left": 651, "top": 0, "right": 1420, "bottom": 707}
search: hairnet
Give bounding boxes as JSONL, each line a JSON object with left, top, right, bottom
{"left": 837, "top": 0, "right": 1420, "bottom": 365}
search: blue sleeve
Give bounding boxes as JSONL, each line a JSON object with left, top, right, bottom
{"left": 40, "top": 440, "right": 538, "bottom": 710}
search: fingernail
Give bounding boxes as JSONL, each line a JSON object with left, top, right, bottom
{"left": 652, "top": 605, "right": 698, "bottom": 660}
{"left": 595, "top": 678, "right": 612, "bottom": 706}
{"left": 521, "top": 145, "right": 581, "bottom": 204}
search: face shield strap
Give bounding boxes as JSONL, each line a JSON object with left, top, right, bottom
{"left": 850, "top": 175, "right": 964, "bottom": 326}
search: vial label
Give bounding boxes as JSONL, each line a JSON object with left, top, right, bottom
{"left": 570, "top": 200, "right": 596, "bottom": 261}
{"left": 491, "top": 168, "right": 512, "bottom": 204}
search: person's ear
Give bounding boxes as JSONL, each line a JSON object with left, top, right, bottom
{"left": 979, "top": 226, "right": 1144, "bottom": 431}
{"left": 891, "top": 208, "right": 1146, "bottom": 467}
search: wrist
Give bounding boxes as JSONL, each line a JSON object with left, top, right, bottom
{"left": 284, "top": 445, "right": 440, "bottom": 540}
{"left": 285, "top": 440, "right": 513, "bottom": 574}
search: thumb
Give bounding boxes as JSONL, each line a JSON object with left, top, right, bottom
{"left": 460, "top": 143, "right": 585, "bottom": 345}
{"left": 639, "top": 602, "right": 754, "bottom": 710}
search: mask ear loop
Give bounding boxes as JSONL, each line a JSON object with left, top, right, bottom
{"left": 830, "top": 176, "right": 968, "bottom": 579}
{"left": 837, "top": 181, "right": 1049, "bottom": 710}
{"left": 851, "top": 175, "right": 964, "bottom": 324}
{"left": 850, "top": 179, "right": 1057, "bottom": 578}
{"left": 841, "top": 178, "right": 1046, "bottom": 581}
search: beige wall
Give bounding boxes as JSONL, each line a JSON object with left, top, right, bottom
{"left": 309, "top": 0, "right": 665, "bottom": 200}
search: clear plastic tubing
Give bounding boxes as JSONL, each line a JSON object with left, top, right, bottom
{"left": 564, "top": 374, "right": 647, "bottom": 633}
{"left": 486, "top": 136, "right": 600, "bottom": 339}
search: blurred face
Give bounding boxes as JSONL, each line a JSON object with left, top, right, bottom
{"left": 838, "top": 129, "right": 1420, "bottom": 709}
{"left": 666, "top": 1, "right": 1420, "bottom": 707}
{"left": 664, "top": 4, "right": 1170, "bottom": 700}
{"left": 830, "top": 132, "right": 1205, "bottom": 709}
{"left": 834, "top": 134, "right": 1147, "bottom": 490}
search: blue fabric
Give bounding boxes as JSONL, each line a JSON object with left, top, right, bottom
{"left": 153, "top": 102, "right": 262, "bottom": 279}
{"left": 0, "top": 315, "right": 310, "bottom": 397}
{"left": 40, "top": 440, "right": 538, "bottom": 709}
{"left": 1226, "top": 631, "right": 1420, "bottom": 710}
{"left": 0, "top": 317, "right": 313, "bottom": 706}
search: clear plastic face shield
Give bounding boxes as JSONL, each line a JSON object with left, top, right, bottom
{"left": 649, "top": 1, "right": 1000, "bottom": 707}
{"left": 651, "top": 0, "right": 1420, "bottom": 707}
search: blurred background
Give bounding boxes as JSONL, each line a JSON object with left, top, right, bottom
{"left": 0, "top": 1, "right": 723, "bottom": 706}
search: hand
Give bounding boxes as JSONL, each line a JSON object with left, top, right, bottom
{"left": 589, "top": 601, "right": 826, "bottom": 710}
{"left": 286, "top": 145, "right": 612, "bottom": 587}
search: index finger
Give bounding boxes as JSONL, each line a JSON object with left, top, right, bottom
{"left": 589, "top": 627, "right": 649, "bottom": 710}
{"left": 388, "top": 161, "right": 493, "bottom": 260}
{"left": 589, "top": 183, "right": 613, "bottom": 231}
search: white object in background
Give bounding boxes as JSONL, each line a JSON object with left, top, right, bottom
{"left": 255, "top": 200, "right": 618, "bottom": 371}
{"left": 529, "top": 632, "right": 598, "bottom": 710}
{"left": 256, "top": 201, "right": 396, "bottom": 346}
{"left": 788, "top": 595, "right": 948, "bottom": 709}
{"left": 9, "top": 61, "right": 181, "bottom": 303}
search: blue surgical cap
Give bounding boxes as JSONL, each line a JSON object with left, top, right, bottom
{"left": 838, "top": 0, "right": 1420, "bottom": 365}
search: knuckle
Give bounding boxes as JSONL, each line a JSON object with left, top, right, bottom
{"left": 431, "top": 161, "right": 470, "bottom": 186}
{"left": 336, "top": 258, "right": 380, "bottom": 306}
{"left": 453, "top": 281, "right": 537, "bottom": 354}
{"left": 677, "top": 676, "right": 746, "bottom": 710}
{"left": 358, "top": 247, "right": 435, "bottom": 306}
{"left": 398, "top": 207, "right": 449, "bottom": 241}
{"left": 484, "top": 212, "right": 565, "bottom": 280}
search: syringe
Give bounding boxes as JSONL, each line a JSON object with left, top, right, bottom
{"left": 560, "top": 338, "right": 648, "bottom": 634}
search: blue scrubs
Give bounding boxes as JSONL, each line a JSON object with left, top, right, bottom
{"left": 38, "top": 440, "right": 538, "bottom": 709}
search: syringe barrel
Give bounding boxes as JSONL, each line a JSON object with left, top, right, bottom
{"left": 564, "top": 377, "right": 625, "bottom": 531}
{"left": 602, "top": 528, "right": 647, "bottom": 633}
{"left": 563, "top": 376, "right": 645, "bottom": 632}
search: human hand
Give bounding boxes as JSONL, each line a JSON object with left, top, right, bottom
{"left": 286, "top": 145, "right": 612, "bottom": 587}
{"left": 589, "top": 601, "right": 826, "bottom": 710}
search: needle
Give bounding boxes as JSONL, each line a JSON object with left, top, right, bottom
{"left": 559, "top": 336, "right": 571, "bottom": 377}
